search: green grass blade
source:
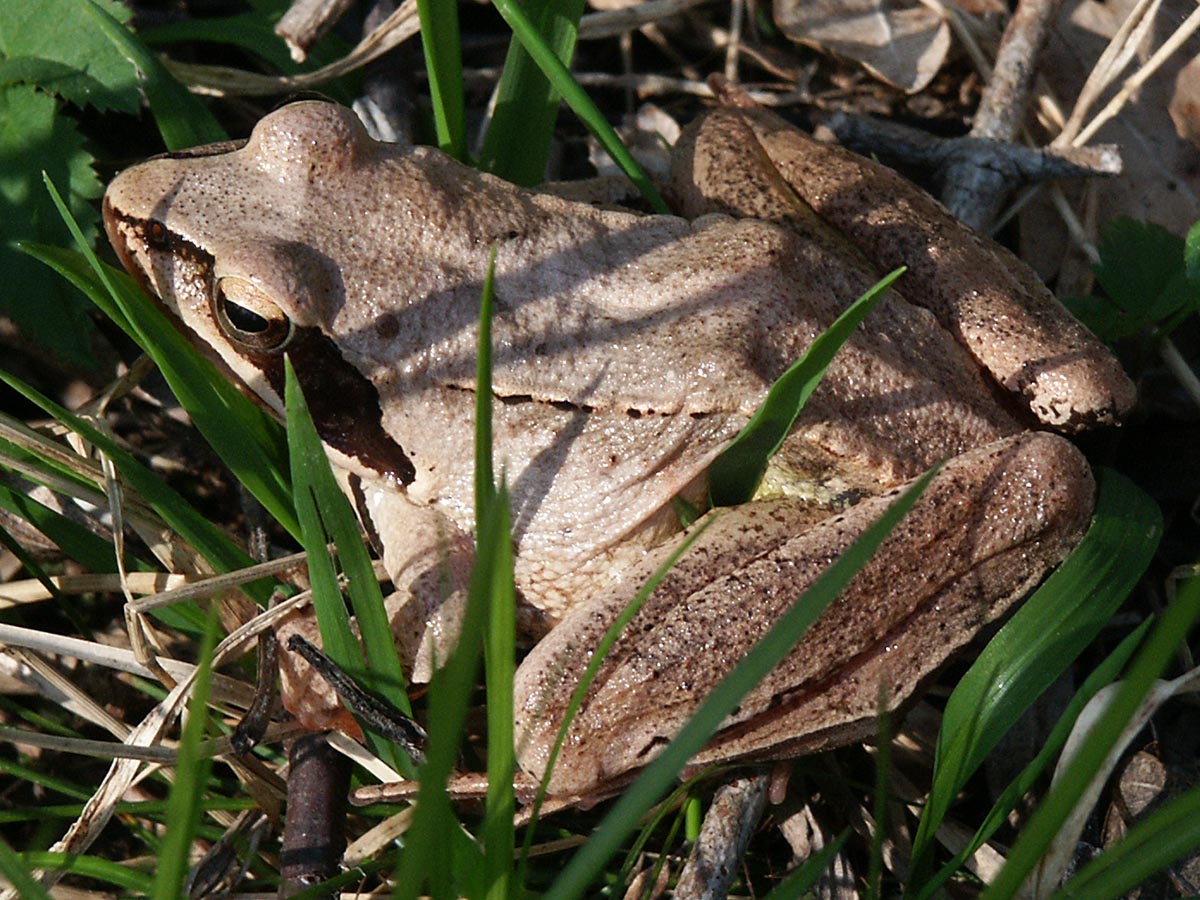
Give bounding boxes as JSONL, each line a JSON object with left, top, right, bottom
{"left": 911, "top": 620, "right": 1150, "bottom": 900}
{"left": 909, "top": 469, "right": 1161, "bottom": 878}
{"left": 397, "top": 252, "right": 512, "bottom": 900}
{"left": 482, "top": 484, "right": 516, "bottom": 900}
{"left": 546, "top": 466, "right": 938, "bottom": 899}
{"left": 979, "top": 572, "right": 1200, "bottom": 899}
{"left": 150, "top": 608, "right": 219, "bottom": 900}
{"left": 0, "top": 480, "right": 132, "bottom": 574}
{"left": 416, "top": 0, "right": 465, "bottom": 160}
{"left": 394, "top": 495, "right": 497, "bottom": 900}
{"left": 490, "top": 0, "right": 667, "bottom": 212}
{"left": 0, "top": 837, "right": 51, "bottom": 900}
{"left": 474, "top": 249, "right": 517, "bottom": 900}
{"left": 0, "top": 369, "right": 265, "bottom": 589}
{"left": 479, "top": 0, "right": 585, "bottom": 185}
{"left": 17, "top": 851, "right": 155, "bottom": 893}
{"left": 82, "top": 0, "right": 226, "bottom": 149}
{"left": 709, "top": 267, "right": 904, "bottom": 506}
{"left": 518, "top": 516, "right": 715, "bottom": 862}
{"left": 475, "top": 248, "right": 497, "bottom": 510}
{"left": 1052, "top": 783, "right": 1200, "bottom": 899}
{"left": 29, "top": 181, "right": 297, "bottom": 538}
{"left": 761, "top": 831, "right": 849, "bottom": 900}
{"left": 284, "top": 359, "right": 411, "bottom": 772}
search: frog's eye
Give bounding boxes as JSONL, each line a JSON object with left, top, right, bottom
{"left": 213, "top": 277, "right": 294, "bottom": 353}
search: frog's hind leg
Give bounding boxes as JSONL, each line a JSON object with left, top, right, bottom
{"left": 512, "top": 431, "right": 1093, "bottom": 796}
{"left": 670, "top": 103, "right": 1135, "bottom": 431}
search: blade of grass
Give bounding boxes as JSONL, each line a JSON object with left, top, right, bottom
{"left": 908, "top": 468, "right": 1161, "bottom": 881}
{"left": 395, "top": 249, "right": 510, "bottom": 900}
{"left": 17, "top": 851, "right": 155, "bottom": 894}
{"left": 0, "top": 838, "right": 51, "bottom": 900}
{"left": 479, "top": 0, "right": 586, "bottom": 185}
{"left": 911, "top": 619, "right": 1150, "bottom": 900}
{"left": 709, "top": 267, "right": 904, "bottom": 506}
{"left": 482, "top": 484, "right": 516, "bottom": 900}
{"left": 30, "top": 178, "right": 296, "bottom": 538}
{"left": 1052, "top": 783, "right": 1200, "bottom": 899}
{"left": 83, "top": 0, "right": 226, "bottom": 149}
{"left": 490, "top": 0, "right": 668, "bottom": 212}
{"left": 150, "top": 606, "right": 219, "bottom": 900}
{"left": 761, "top": 831, "right": 850, "bottom": 900}
{"left": 416, "top": 0, "right": 465, "bottom": 160}
{"left": 979, "top": 571, "right": 1200, "bottom": 899}
{"left": 516, "top": 514, "right": 715, "bottom": 873}
{"left": 0, "top": 480, "right": 138, "bottom": 575}
{"left": 546, "top": 465, "right": 938, "bottom": 900}
{"left": 474, "top": 249, "right": 498, "bottom": 511}
{"left": 474, "top": 249, "right": 517, "bottom": 900}
{"left": 394, "top": 489, "right": 500, "bottom": 900}
{"left": 0, "top": 369, "right": 269, "bottom": 597}
{"left": 284, "top": 359, "right": 411, "bottom": 772}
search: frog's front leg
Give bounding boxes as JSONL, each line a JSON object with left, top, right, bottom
{"left": 278, "top": 485, "right": 475, "bottom": 731}
{"left": 670, "top": 103, "right": 1136, "bottom": 431}
{"left": 512, "top": 432, "right": 1093, "bottom": 797}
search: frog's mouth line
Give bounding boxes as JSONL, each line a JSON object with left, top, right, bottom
{"left": 103, "top": 202, "right": 418, "bottom": 488}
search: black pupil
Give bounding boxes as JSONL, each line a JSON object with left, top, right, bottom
{"left": 223, "top": 301, "right": 270, "bottom": 334}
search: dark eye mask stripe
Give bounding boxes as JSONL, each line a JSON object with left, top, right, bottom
{"left": 260, "top": 327, "right": 417, "bottom": 486}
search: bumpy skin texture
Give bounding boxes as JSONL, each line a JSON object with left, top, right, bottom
{"left": 514, "top": 432, "right": 1092, "bottom": 794}
{"left": 102, "top": 100, "right": 1132, "bottom": 794}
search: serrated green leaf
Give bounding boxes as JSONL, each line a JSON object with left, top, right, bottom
{"left": 81, "top": 0, "right": 226, "bottom": 148}
{"left": 0, "top": 0, "right": 139, "bottom": 112}
{"left": 0, "top": 56, "right": 106, "bottom": 99}
{"left": 0, "top": 84, "right": 102, "bottom": 362}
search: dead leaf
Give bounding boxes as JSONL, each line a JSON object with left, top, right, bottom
{"left": 1021, "top": 0, "right": 1200, "bottom": 287}
{"left": 1169, "top": 53, "right": 1200, "bottom": 146}
{"left": 774, "top": 0, "right": 951, "bottom": 93}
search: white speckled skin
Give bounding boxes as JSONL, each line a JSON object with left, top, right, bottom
{"left": 103, "top": 100, "right": 1132, "bottom": 794}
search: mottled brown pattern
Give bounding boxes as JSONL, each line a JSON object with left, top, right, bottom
{"left": 103, "top": 100, "right": 1132, "bottom": 794}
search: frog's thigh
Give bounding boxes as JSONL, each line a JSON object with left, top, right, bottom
{"left": 513, "top": 432, "right": 1093, "bottom": 796}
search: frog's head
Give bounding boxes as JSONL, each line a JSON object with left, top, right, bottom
{"left": 102, "top": 100, "right": 417, "bottom": 485}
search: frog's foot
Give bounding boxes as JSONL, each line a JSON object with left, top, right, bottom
{"left": 670, "top": 104, "right": 1136, "bottom": 431}
{"left": 512, "top": 431, "right": 1094, "bottom": 797}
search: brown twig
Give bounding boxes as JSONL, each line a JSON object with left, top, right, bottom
{"left": 674, "top": 771, "right": 770, "bottom": 900}
{"left": 821, "top": 111, "right": 1120, "bottom": 197}
{"left": 279, "top": 733, "right": 352, "bottom": 898}
{"left": 940, "top": 0, "right": 1069, "bottom": 229}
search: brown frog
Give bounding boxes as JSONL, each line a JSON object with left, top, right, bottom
{"left": 102, "top": 97, "right": 1133, "bottom": 796}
